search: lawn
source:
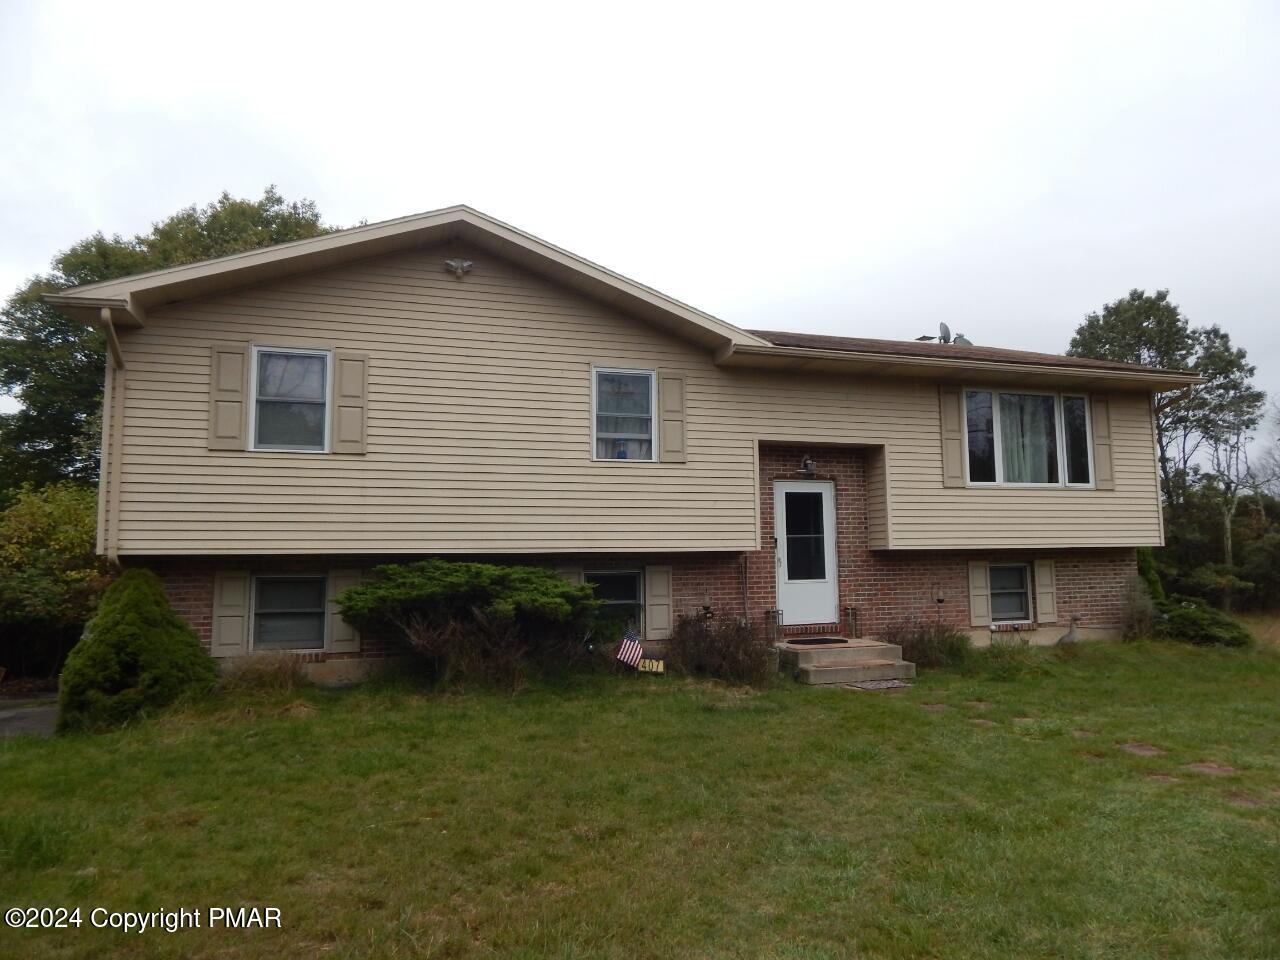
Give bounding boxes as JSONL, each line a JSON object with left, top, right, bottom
{"left": 2, "top": 642, "right": 1279, "bottom": 960}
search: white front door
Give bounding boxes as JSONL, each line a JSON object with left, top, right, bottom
{"left": 774, "top": 480, "right": 838, "bottom": 625}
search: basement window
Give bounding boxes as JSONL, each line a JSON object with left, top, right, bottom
{"left": 252, "top": 576, "right": 326, "bottom": 651}
{"left": 988, "top": 564, "right": 1031, "bottom": 623}
{"left": 586, "top": 571, "right": 644, "bottom": 633}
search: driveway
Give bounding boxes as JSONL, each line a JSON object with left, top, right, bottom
{"left": 0, "top": 694, "right": 58, "bottom": 738}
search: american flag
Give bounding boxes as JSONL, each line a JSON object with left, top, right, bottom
{"left": 616, "top": 628, "right": 644, "bottom": 668}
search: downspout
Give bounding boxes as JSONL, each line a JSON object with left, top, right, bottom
{"left": 97, "top": 307, "right": 125, "bottom": 563}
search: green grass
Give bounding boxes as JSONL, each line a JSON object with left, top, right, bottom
{"left": 2, "top": 642, "right": 1279, "bottom": 959}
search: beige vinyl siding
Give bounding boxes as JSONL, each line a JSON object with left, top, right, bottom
{"left": 110, "top": 243, "right": 1164, "bottom": 555}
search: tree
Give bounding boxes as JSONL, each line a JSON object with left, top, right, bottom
{"left": 1068, "top": 290, "right": 1264, "bottom": 510}
{"left": 0, "top": 482, "right": 112, "bottom": 676}
{"left": 0, "top": 187, "right": 335, "bottom": 497}
{"left": 1070, "top": 289, "right": 1269, "bottom": 610}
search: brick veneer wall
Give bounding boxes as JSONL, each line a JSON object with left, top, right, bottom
{"left": 140, "top": 443, "right": 1137, "bottom": 658}
{"left": 143, "top": 556, "right": 408, "bottom": 662}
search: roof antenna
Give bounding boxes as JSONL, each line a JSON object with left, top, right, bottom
{"left": 915, "top": 321, "right": 973, "bottom": 345}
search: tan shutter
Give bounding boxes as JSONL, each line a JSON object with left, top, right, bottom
{"left": 644, "top": 565, "right": 674, "bottom": 640}
{"left": 939, "top": 386, "right": 966, "bottom": 488}
{"left": 331, "top": 351, "right": 369, "bottom": 454}
{"left": 554, "top": 567, "right": 584, "bottom": 585}
{"left": 658, "top": 371, "right": 687, "bottom": 463}
{"left": 327, "top": 569, "right": 362, "bottom": 653}
{"left": 1034, "top": 559, "right": 1057, "bottom": 624}
{"left": 1090, "top": 394, "right": 1115, "bottom": 490}
{"left": 967, "top": 560, "right": 991, "bottom": 627}
{"left": 208, "top": 344, "right": 249, "bottom": 450}
{"left": 211, "top": 571, "right": 250, "bottom": 657}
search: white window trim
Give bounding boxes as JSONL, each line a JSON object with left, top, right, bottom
{"left": 250, "top": 574, "right": 328, "bottom": 653}
{"left": 590, "top": 366, "right": 658, "bottom": 463}
{"left": 988, "top": 562, "right": 1034, "bottom": 625}
{"left": 962, "top": 387, "right": 1094, "bottom": 489}
{"left": 585, "top": 569, "right": 645, "bottom": 633}
{"left": 248, "top": 345, "right": 333, "bottom": 453}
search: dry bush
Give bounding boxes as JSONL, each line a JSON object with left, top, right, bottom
{"left": 216, "top": 653, "right": 309, "bottom": 694}
{"left": 1121, "top": 574, "right": 1157, "bottom": 640}
{"left": 402, "top": 609, "right": 536, "bottom": 690}
{"left": 665, "top": 616, "right": 777, "bottom": 686}
{"left": 880, "top": 617, "right": 972, "bottom": 669}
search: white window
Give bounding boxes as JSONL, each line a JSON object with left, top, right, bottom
{"left": 593, "top": 368, "right": 655, "bottom": 461}
{"left": 252, "top": 576, "right": 327, "bottom": 651}
{"left": 964, "top": 390, "right": 1092, "bottom": 487}
{"left": 251, "top": 346, "right": 330, "bottom": 451}
{"left": 586, "top": 570, "right": 644, "bottom": 633}
{"left": 989, "top": 564, "right": 1032, "bottom": 623}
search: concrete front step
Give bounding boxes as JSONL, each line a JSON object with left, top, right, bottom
{"left": 798, "top": 659, "right": 918, "bottom": 685}
{"left": 777, "top": 639, "right": 905, "bottom": 668}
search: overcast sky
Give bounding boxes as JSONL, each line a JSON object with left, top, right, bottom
{"left": 2, "top": 1, "right": 1278, "bottom": 428}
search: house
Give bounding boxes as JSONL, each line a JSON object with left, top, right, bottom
{"left": 47, "top": 206, "right": 1199, "bottom": 684}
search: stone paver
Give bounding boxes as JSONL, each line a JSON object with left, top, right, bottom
{"left": 1183, "top": 762, "right": 1237, "bottom": 776}
{"left": 1119, "top": 742, "right": 1164, "bottom": 757}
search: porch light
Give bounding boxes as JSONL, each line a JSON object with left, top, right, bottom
{"left": 800, "top": 454, "right": 816, "bottom": 476}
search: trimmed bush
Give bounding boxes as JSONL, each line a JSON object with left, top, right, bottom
{"left": 881, "top": 617, "right": 971, "bottom": 669}
{"left": 336, "top": 559, "right": 604, "bottom": 688}
{"left": 665, "top": 616, "right": 776, "bottom": 685}
{"left": 1156, "top": 595, "right": 1252, "bottom": 648}
{"left": 58, "top": 570, "right": 217, "bottom": 732}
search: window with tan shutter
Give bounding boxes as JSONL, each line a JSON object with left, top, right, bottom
{"left": 250, "top": 347, "right": 330, "bottom": 452}
{"left": 593, "top": 368, "right": 655, "bottom": 461}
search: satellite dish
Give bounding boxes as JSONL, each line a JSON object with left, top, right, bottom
{"left": 939, "top": 322, "right": 952, "bottom": 344}
{"left": 954, "top": 334, "right": 972, "bottom": 346}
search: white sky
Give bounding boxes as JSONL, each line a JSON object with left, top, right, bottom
{"left": 1, "top": 0, "right": 1278, "bottom": 431}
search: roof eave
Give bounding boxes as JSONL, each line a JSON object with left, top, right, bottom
{"left": 41, "top": 205, "right": 767, "bottom": 351}
{"left": 717, "top": 343, "right": 1204, "bottom": 391}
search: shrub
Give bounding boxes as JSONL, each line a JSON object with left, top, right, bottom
{"left": 58, "top": 569, "right": 217, "bottom": 732}
{"left": 1121, "top": 574, "right": 1157, "bottom": 640}
{"left": 215, "top": 653, "right": 308, "bottom": 694}
{"left": 336, "top": 559, "right": 603, "bottom": 689}
{"left": 665, "top": 615, "right": 776, "bottom": 685}
{"left": 880, "top": 617, "right": 971, "bottom": 669}
{"left": 0, "top": 483, "right": 112, "bottom": 678}
{"left": 1136, "top": 547, "right": 1165, "bottom": 601}
{"left": 1156, "top": 595, "right": 1252, "bottom": 647}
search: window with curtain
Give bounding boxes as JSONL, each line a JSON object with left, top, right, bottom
{"left": 1000, "top": 393, "right": 1058, "bottom": 484}
{"left": 964, "top": 390, "right": 1091, "bottom": 486}
{"left": 254, "top": 348, "right": 329, "bottom": 451}
{"left": 253, "top": 576, "right": 326, "bottom": 650}
{"left": 594, "top": 370, "right": 654, "bottom": 460}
